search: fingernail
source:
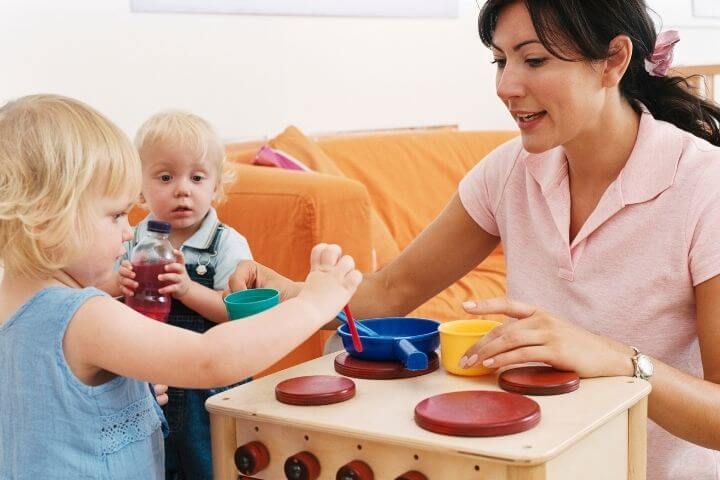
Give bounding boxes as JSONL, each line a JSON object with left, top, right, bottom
{"left": 463, "top": 301, "right": 476, "bottom": 309}
{"left": 467, "top": 354, "right": 478, "bottom": 367}
{"left": 459, "top": 356, "right": 468, "bottom": 368}
{"left": 483, "top": 358, "right": 495, "bottom": 367}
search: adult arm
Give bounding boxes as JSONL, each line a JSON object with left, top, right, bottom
{"left": 349, "top": 193, "right": 501, "bottom": 319}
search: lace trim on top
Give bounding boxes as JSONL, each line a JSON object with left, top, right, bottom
{"left": 100, "top": 395, "right": 160, "bottom": 455}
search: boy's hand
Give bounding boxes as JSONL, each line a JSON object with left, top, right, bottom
{"left": 153, "top": 384, "right": 169, "bottom": 406}
{"left": 118, "top": 260, "right": 138, "bottom": 297}
{"left": 297, "top": 244, "right": 363, "bottom": 317}
{"left": 158, "top": 250, "right": 191, "bottom": 298}
{"left": 226, "top": 260, "right": 302, "bottom": 301}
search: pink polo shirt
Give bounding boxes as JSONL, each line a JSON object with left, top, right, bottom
{"left": 459, "top": 110, "right": 720, "bottom": 480}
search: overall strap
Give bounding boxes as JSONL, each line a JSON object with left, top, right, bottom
{"left": 206, "top": 223, "right": 226, "bottom": 255}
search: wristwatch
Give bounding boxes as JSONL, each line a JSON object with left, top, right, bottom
{"left": 630, "top": 346, "right": 654, "bottom": 380}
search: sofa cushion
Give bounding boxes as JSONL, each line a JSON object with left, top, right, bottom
{"left": 254, "top": 144, "right": 310, "bottom": 172}
{"left": 266, "top": 126, "right": 401, "bottom": 270}
{"left": 319, "top": 130, "right": 518, "bottom": 251}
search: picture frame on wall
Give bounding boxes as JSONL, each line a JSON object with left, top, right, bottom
{"left": 131, "top": 0, "right": 458, "bottom": 18}
{"left": 646, "top": 0, "right": 720, "bottom": 28}
{"left": 693, "top": 0, "right": 720, "bottom": 19}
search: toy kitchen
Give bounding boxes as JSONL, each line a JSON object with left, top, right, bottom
{"left": 206, "top": 318, "right": 650, "bottom": 480}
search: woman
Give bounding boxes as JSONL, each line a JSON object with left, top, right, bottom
{"left": 230, "top": 1, "right": 720, "bottom": 477}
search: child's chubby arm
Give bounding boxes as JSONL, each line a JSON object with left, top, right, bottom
{"left": 64, "top": 244, "right": 362, "bottom": 389}
{"left": 158, "top": 249, "right": 228, "bottom": 323}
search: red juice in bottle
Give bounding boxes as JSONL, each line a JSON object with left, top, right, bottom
{"left": 125, "top": 220, "right": 174, "bottom": 322}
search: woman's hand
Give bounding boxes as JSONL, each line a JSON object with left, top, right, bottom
{"left": 459, "top": 297, "right": 635, "bottom": 378}
{"left": 225, "top": 259, "right": 303, "bottom": 301}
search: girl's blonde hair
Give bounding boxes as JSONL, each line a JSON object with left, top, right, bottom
{"left": 0, "top": 94, "right": 141, "bottom": 278}
{"left": 134, "top": 111, "right": 236, "bottom": 204}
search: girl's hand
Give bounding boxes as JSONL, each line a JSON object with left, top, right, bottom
{"left": 118, "top": 260, "right": 138, "bottom": 297}
{"left": 226, "top": 259, "right": 303, "bottom": 301}
{"left": 459, "top": 297, "right": 634, "bottom": 378}
{"left": 158, "top": 250, "right": 191, "bottom": 298}
{"left": 297, "top": 244, "right": 363, "bottom": 317}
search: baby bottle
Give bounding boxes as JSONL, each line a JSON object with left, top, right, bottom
{"left": 125, "top": 220, "right": 174, "bottom": 322}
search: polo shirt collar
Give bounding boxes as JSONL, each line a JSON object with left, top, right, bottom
{"left": 617, "top": 107, "right": 683, "bottom": 205}
{"left": 526, "top": 107, "right": 682, "bottom": 204}
{"left": 524, "top": 107, "right": 683, "bottom": 249}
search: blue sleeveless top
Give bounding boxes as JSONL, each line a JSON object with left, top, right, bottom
{"left": 0, "top": 287, "right": 164, "bottom": 479}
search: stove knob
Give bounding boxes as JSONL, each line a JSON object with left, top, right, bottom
{"left": 336, "top": 460, "right": 374, "bottom": 480}
{"left": 234, "top": 441, "right": 270, "bottom": 475}
{"left": 284, "top": 451, "right": 321, "bottom": 480}
{"left": 395, "top": 471, "right": 429, "bottom": 480}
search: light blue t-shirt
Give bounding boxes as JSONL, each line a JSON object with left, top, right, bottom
{"left": 0, "top": 287, "right": 164, "bottom": 479}
{"left": 124, "top": 208, "right": 253, "bottom": 291}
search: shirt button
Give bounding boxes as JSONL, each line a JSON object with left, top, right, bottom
{"left": 558, "top": 268, "right": 574, "bottom": 281}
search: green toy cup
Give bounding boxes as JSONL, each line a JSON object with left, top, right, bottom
{"left": 224, "top": 288, "right": 280, "bottom": 320}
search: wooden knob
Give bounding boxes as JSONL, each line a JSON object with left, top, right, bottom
{"left": 395, "top": 471, "right": 429, "bottom": 480}
{"left": 336, "top": 460, "right": 374, "bottom": 480}
{"left": 284, "top": 451, "right": 321, "bottom": 480}
{"left": 234, "top": 441, "right": 270, "bottom": 475}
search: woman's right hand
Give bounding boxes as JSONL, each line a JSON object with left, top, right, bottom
{"left": 226, "top": 259, "right": 303, "bottom": 301}
{"left": 297, "top": 244, "right": 363, "bottom": 316}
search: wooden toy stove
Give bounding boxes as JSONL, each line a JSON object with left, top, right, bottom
{"left": 207, "top": 351, "right": 650, "bottom": 480}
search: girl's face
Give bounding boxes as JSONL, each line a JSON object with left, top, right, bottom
{"left": 63, "top": 196, "right": 134, "bottom": 287}
{"left": 492, "top": 2, "right": 606, "bottom": 154}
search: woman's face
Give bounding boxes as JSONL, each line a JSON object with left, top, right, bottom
{"left": 491, "top": 2, "right": 606, "bottom": 154}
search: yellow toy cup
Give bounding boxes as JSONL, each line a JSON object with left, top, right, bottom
{"left": 439, "top": 319, "right": 502, "bottom": 376}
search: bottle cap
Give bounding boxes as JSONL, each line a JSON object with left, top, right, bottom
{"left": 147, "top": 220, "right": 171, "bottom": 234}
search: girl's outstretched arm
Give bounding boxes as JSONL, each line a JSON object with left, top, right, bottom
{"left": 63, "top": 244, "right": 362, "bottom": 389}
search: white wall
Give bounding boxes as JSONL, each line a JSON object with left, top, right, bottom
{"left": 1, "top": 0, "right": 717, "bottom": 140}
{"left": 0, "top": 0, "right": 513, "bottom": 140}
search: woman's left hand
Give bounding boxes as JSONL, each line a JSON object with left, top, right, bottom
{"left": 460, "top": 297, "right": 634, "bottom": 378}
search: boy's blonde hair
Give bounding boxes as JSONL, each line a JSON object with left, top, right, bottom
{"left": 0, "top": 94, "right": 141, "bottom": 278}
{"left": 134, "top": 111, "right": 235, "bottom": 204}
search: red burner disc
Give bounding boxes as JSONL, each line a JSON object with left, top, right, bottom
{"left": 499, "top": 366, "right": 580, "bottom": 396}
{"left": 275, "top": 375, "right": 356, "bottom": 406}
{"left": 414, "top": 390, "right": 541, "bottom": 437}
{"left": 334, "top": 352, "right": 439, "bottom": 380}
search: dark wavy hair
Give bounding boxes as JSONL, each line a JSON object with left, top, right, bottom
{"left": 478, "top": 0, "right": 720, "bottom": 146}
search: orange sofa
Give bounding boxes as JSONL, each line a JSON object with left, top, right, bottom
{"left": 217, "top": 126, "right": 517, "bottom": 376}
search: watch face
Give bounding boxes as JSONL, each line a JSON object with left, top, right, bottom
{"left": 638, "top": 355, "right": 654, "bottom": 377}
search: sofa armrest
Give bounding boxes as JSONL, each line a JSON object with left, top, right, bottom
{"left": 219, "top": 164, "right": 374, "bottom": 280}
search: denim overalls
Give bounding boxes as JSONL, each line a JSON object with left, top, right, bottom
{"left": 163, "top": 223, "right": 249, "bottom": 480}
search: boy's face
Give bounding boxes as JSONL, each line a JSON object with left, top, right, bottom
{"left": 140, "top": 144, "right": 218, "bottom": 235}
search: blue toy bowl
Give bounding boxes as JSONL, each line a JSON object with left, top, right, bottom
{"left": 337, "top": 317, "right": 440, "bottom": 370}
